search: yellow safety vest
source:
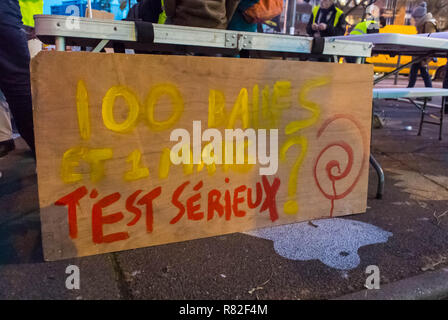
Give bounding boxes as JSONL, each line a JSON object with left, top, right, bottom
{"left": 158, "top": 0, "right": 167, "bottom": 24}
{"left": 19, "top": 0, "right": 43, "bottom": 27}
{"left": 350, "top": 20, "right": 379, "bottom": 35}
{"left": 312, "top": 5, "right": 343, "bottom": 27}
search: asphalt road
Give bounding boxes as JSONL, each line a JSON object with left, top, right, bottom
{"left": 1, "top": 78, "right": 448, "bottom": 299}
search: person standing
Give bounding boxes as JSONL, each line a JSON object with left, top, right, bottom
{"left": 349, "top": 18, "right": 380, "bottom": 36}
{"left": 407, "top": 2, "right": 437, "bottom": 88}
{"left": 306, "top": 0, "right": 346, "bottom": 38}
{"left": 344, "top": 14, "right": 380, "bottom": 64}
{"left": 0, "top": 0, "right": 36, "bottom": 157}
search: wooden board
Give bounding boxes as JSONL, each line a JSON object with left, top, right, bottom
{"left": 31, "top": 51, "right": 373, "bottom": 260}
{"left": 84, "top": 8, "right": 115, "bottom": 20}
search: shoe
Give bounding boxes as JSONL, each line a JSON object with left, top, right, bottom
{"left": 0, "top": 139, "right": 15, "bottom": 158}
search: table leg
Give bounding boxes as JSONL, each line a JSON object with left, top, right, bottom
{"left": 417, "top": 98, "right": 427, "bottom": 136}
{"left": 440, "top": 96, "right": 445, "bottom": 140}
{"left": 92, "top": 39, "right": 110, "bottom": 53}
{"left": 370, "top": 154, "right": 384, "bottom": 199}
{"left": 394, "top": 55, "right": 401, "bottom": 85}
{"left": 55, "top": 36, "right": 66, "bottom": 51}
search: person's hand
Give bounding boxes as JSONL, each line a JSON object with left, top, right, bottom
{"left": 318, "top": 23, "right": 327, "bottom": 31}
{"left": 312, "top": 23, "right": 319, "bottom": 31}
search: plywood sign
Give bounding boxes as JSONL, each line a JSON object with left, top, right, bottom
{"left": 32, "top": 51, "right": 373, "bottom": 261}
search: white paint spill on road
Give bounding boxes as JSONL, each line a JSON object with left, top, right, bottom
{"left": 245, "top": 218, "right": 393, "bottom": 270}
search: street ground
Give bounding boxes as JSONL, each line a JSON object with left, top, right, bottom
{"left": 0, "top": 76, "right": 448, "bottom": 300}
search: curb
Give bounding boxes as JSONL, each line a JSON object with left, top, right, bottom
{"left": 334, "top": 268, "right": 448, "bottom": 300}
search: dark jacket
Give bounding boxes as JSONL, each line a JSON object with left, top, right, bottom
{"left": 306, "top": 4, "right": 346, "bottom": 37}
{"left": 127, "top": 0, "right": 163, "bottom": 22}
{"left": 165, "top": 0, "right": 241, "bottom": 29}
{"left": 142, "top": 0, "right": 162, "bottom": 22}
{"left": 0, "top": 0, "right": 23, "bottom": 28}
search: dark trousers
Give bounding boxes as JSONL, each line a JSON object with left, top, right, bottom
{"left": 443, "top": 63, "right": 448, "bottom": 89}
{"left": 407, "top": 63, "right": 432, "bottom": 88}
{"left": 443, "top": 63, "right": 448, "bottom": 113}
{"left": 0, "top": 23, "right": 35, "bottom": 156}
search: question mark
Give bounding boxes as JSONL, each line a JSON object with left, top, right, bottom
{"left": 279, "top": 136, "right": 308, "bottom": 215}
{"left": 278, "top": 77, "right": 329, "bottom": 215}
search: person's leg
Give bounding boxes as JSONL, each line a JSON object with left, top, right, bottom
{"left": 420, "top": 64, "right": 433, "bottom": 88}
{"left": 407, "top": 63, "right": 419, "bottom": 88}
{"left": 0, "top": 23, "right": 35, "bottom": 157}
{"left": 443, "top": 63, "right": 448, "bottom": 89}
{"left": 0, "top": 93, "right": 12, "bottom": 142}
{"left": 0, "top": 92, "right": 15, "bottom": 157}
{"left": 442, "top": 63, "right": 448, "bottom": 114}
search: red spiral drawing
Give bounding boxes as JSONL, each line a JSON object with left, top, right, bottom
{"left": 313, "top": 114, "right": 367, "bottom": 217}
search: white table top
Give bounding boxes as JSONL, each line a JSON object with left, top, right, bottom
{"left": 373, "top": 88, "right": 448, "bottom": 99}
{"left": 331, "top": 33, "right": 448, "bottom": 56}
{"left": 34, "top": 15, "right": 372, "bottom": 57}
{"left": 419, "top": 31, "right": 448, "bottom": 40}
